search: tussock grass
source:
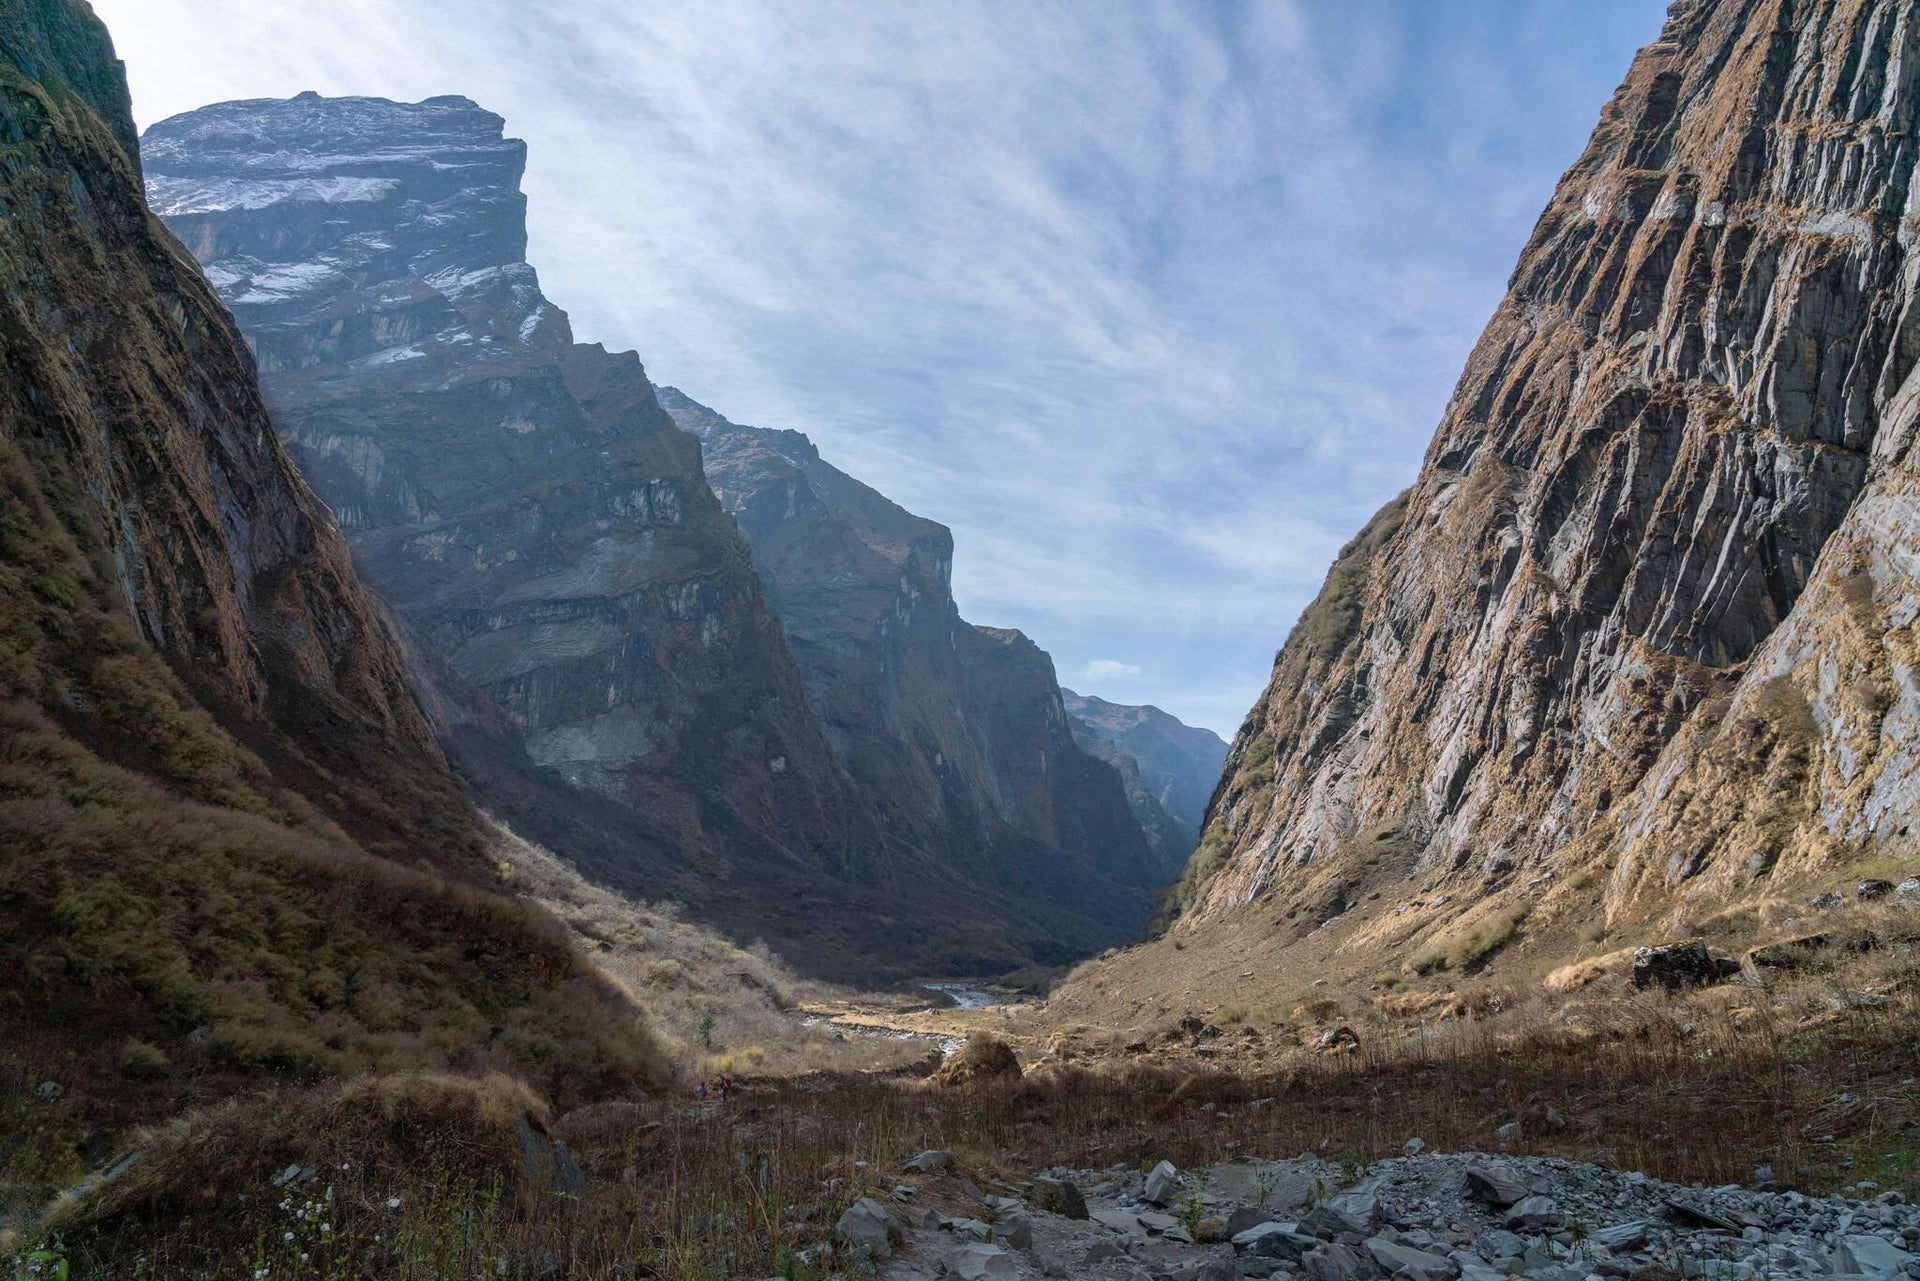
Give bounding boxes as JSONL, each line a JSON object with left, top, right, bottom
{"left": 29, "top": 980, "right": 1920, "bottom": 1278}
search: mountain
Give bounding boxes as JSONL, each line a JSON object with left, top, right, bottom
{"left": 1060, "top": 690, "right": 1228, "bottom": 876}
{"left": 666, "top": 388, "right": 1165, "bottom": 917}
{"left": 0, "top": 0, "right": 658, "bottom": 1202}
{"left": 143, "top": 95, "right": 1167, "bottom": 979}
{"left": 1079, "top": 0, "right": 1920, "bottom": 1000}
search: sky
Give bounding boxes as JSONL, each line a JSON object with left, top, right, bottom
{"left": 93, "top": 0, "right": 1669, "bottom": 737}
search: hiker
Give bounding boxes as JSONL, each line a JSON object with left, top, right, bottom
{"left": 694, "top": 1079, "right": 708, "bottom": 1100}
{"left": 720, "top": 1074, "right": 734, "bottom": 1100}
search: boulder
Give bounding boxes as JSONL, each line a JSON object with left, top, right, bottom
{"left": 1315, "top": 1026, "right": 1361, "bottom": 1054}
{"left": 1590, "top": 1221, "right": 1651, "bottom": 1252}
{"left": 948, "top": 1242, "right": 1019, "bottom": 1280}
{"left": 1234, "top": 1221, "right": 1320, "bottom": 1261}
{"left": 933, "top": 1034, "right": 1023, "bottom": 1086}
{"left": 1034, "top": 1175, "right": 1088, "bottom": 1219}
{"left": 1835, "top": 1234, "right": 1916, "bottom": 1277}
{"left": 1300, "top": 1242, "right": 1373, "bottom": 1281}
{"left": 1463, "top": 1164, "right": 1529, "bottom": 1209}
{"left": 1503, "top": 1195, "right": 1563, "bottom": 1229}
{"left": 1630, "top": 940, "right": 1738, "bottom": 991}
{"left": 1894, "top": 878, "right": 1920, "bottom": 907}
{"left": 903, "top": 1149, "right": 955, "bottom": 1174}
{"left": 832, "top": 1197, "right": 902, "bottom": 1260}
{"left": 1366, "top": 1235, "right": 1461, "bottom": 1281}
{"left": 1299, "top": 1204, "right": 1371, "bottom": 1240}
{"left": 1144, "top": 1159, "right": 1183, "bottom": 1205}
{"left": 1858, "top": 879, "right": 1896, "bottom": 901}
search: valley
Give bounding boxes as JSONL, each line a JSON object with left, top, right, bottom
{"left": 5, "top": 0, "right": 1920, "bottom": 1277}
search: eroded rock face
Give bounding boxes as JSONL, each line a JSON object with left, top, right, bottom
{"left": 143, "top": 93, "right": 881, "bottom": 887}
{"left": 143, "top": 95, "right": 1168, "bottom": 976}
{"left": 0, "top": 11, "right": 465, "bottom": 841}
{"left": 666, "top": 388, "right": 1169, "bottom": 940}
{"left": 1062, "top": 689, "right": 1229, "bottom": 876}
{"left": 1187, "top": 0, "right": 1920, "bottom": 950}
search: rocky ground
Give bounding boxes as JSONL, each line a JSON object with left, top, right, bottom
{"left": 819, "top": 1148, "right": 1919, "bottom": 1281}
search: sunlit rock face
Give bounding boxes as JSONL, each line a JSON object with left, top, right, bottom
{"left": 664, "top": 388, "right": 1170, "bottom": 934}
{"left": 144, "top": 93, "right": 884, "bottom": 891}
{"left": 1184, "top": 0, "right": 1920, "bottom": 951}
{"left": 145, "top": 95, "right": 1170, "bottom": 977}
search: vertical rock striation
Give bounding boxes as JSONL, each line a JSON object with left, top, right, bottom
{"left": 1183, "top": 0, "right": 1920, "bottom": 959}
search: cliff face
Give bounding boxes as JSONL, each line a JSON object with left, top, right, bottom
{"left": 1061, "top": 689, "right": 1229, "bottom": 876}
{"left": 146, "top": 97, "right": 1167, "bottom": 977}
{"left": 0, "top": 0, "right": 657, "bottom": 1153}
{"left": 142, "top": 95, "right": 881, "bottom": 891}
{"left": 1179, "top": 0, "right": 1920, "bottom": 963}
{"left": 660, "top": 389, "right": 1170, "bottom": 935}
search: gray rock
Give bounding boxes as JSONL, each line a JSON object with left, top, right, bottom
{"left": 1035, "top": 1175, "right": 1089, "bottom": 1219}
{"left": 1836, "top": 1234, "right": 1916, "bottom": 1277}
{"left": 1225, "top": 1205, "right": 1272, "bottom": 1236}
{"left": 1464, "top": 1165, "right": 1530, "bottom": 1209}
{"left": 1093, "top": 1208, "right": 1143, "bottom": 1234}
{"left": 1858, "top": 879, "right": 1896, "bottom": 901}
{"left": 1233, "top": 1222, "right": 1319, "bottom": 1261}
{"left": 1502, "top": 1195, "right": 1562, "bottom": 1229}
{"left": 1300, "top": 1204, "right": 1372, "bottom": 1240}
{"left": 832, "top": 1197, "right": 901, "bottom": 1260}
{"left": 1083, "top": 1241, "right": 1127, "bottom": 1265}
{"left": 991, "top": 1217, "right": 1034, "bottom": 1250}
{"left": 1366, "top": 1235, "right": 1461, "bottom": 1280}
{"left": 1495, "top": 1123, "right": 1521, "bottom": 1148}
{"left": 904, "top": 1149, "right": 955, "bottom": 1174}
{"left": 1894, "top": 878, "right": 1920, "bottom": 907}
{"left": 34, "top": 1081, "right": 62, "bottom": 1103}
{"left": 1300, "top": 1242, "right": 1372, "bottom": 1281}
{"left": 948, "top": 1242, "right": 1019, "bottom": 1280}
{"left": 1473, "top": 1229, "right": 1529, "bottom": 1260}
{"left": 1145, "top": 1159, "right": 1184, "bottom": 1206}
{"left": 1589, "top": 1221, "right": 1651, "bottom": 1252}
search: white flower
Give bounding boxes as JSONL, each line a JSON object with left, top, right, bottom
{"left": 386, "top": 1196, "right": 402, "bottom": 1209}
{"left": 321, "top": 1224, "right": 331, "bottom": 1234}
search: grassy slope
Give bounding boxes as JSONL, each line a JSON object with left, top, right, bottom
{"left": 0, "top": 0, "right": 667, "bottom": 1229}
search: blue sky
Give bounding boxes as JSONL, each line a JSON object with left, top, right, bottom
{"left": 95, "top": 0, "right": 1668, "bottom": 736}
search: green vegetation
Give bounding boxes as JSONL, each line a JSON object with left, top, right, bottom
{"left": 1409, "top": 905, "right": 1531, "bottom": 976}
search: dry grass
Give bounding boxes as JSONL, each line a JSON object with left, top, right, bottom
{"left": 490, "top": 821, "right": 941, "bottom": 1082}
{"left": 29, "top": 983, "right": 1920, "bottom": 1279}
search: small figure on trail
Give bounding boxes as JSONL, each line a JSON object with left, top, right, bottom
{"left": 720, "top": 1074, "right": 734, "bottom": 1100}
{"left": 695, "top": 1079, "right": 708, "bottom": 1101}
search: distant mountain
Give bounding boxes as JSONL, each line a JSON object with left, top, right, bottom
{"left": 144, "top": 95, "right": 1168, "bottom": 979}
{"left": 1060, "top": 691, "right": 1229, "bottom": 874}
{"left": 663, "top": 387, "right": 1169, "bottom": 937}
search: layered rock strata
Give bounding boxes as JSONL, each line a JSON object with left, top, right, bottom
{"left": 1180, "top": 0, "right": 1920, "bottom": 961}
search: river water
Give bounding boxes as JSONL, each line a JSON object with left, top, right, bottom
{"left": 921, "top": 981, "right": 1004, "bottom": 1009}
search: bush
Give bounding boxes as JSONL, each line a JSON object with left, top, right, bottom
{"left": 116, "top": 1039, "right": 169, "bottom": 1080}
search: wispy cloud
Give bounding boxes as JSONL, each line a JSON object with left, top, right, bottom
{"left": 1080, "top": 660, "right": 1142, "bottom": 683}
{"left": 94, "top": 0, "right": 1668, "bottom": 735}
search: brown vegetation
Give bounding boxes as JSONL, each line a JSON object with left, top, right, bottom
{"left": 24, "top": 978, "right": 1920, "bottom": 1278}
